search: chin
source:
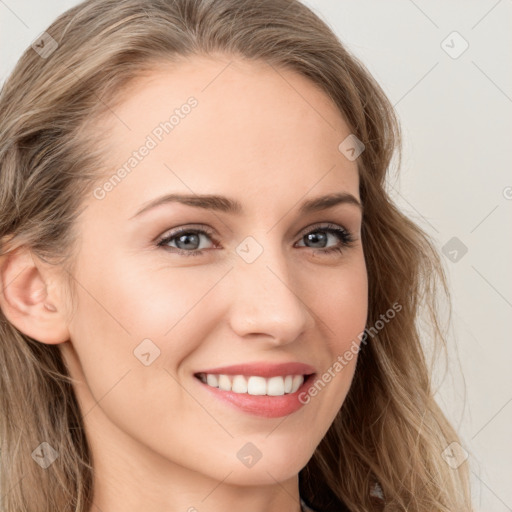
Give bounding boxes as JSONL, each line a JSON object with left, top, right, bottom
{"left": 221, "top": 448, "right": 313, "bottom": 486}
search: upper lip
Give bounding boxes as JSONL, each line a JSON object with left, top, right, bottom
{"left": 194, "top": 362, "right": 317, "bottom": 378}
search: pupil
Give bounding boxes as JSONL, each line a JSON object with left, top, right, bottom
{"left": 177, "top": 233, "right": 199, "bottom": 250}
{"left": 307, "top": 232, "right": 327, "bottom": 248}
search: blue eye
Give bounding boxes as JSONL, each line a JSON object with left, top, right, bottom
{"left": 156, "top": 225, "right": 216, "bottom": 257}
{"left": 296, "top": 223, "right": 355, "bottom": 256}
{"left": 156, "top": 223, "right": 355, "bottom": 257}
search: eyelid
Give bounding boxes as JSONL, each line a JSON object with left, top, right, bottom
{"left": 296, "top": 221, "right": 351, "bottom": 238}
{"left": 155, "top": 223, "right": 216, "bottom": 243}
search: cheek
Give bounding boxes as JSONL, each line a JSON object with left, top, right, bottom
{"left": 63, "top": 266, "right": 204, "bottom": 454}
{"left": 300, "top": 258, "right": 367, "bottom": 421}
{"left": 65, "top": 258, "right": 235, "bottom": 422}
{"left": 107, "top": 261, "right": 230, "bottom": 328}
{"left": 74, "top": 257, "right": 222, "bottom": 351}
{"left": 330, "top": 271, "right": 368, "bottom": 350}
{"left": 310, "top": 254, "right": 368, "bottom": 346}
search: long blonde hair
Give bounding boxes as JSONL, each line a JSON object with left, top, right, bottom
{"left": 0, "top": 1, "right": 472, "bottom": 510}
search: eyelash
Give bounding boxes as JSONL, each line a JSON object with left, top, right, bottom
{"left": 156, "top": 223, "right": 356, "bottom": 258}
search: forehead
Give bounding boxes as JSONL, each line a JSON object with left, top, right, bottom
{"left": 86, "top": 55, "right": 360, "bottom": 219}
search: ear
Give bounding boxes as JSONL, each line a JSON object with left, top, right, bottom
{"left": 0, "top": 245, "right": 70, "bottom": 344}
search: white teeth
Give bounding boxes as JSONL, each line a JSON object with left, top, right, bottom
{"left": 291, "top": 375, "right": 303, "bottom": 393}
{"left": 284, "top": 375, "right": 293, "bottom": 393}
{"left": 206, "top": 374, "right": 218, "bottom": 387}
{"left": 267, "top": 376, "right": 285, "bottom": 396}
{"left": 232, "top": 375, "right": 248, "bottom": 394}
{"left": 198, "top": 373, "right": 306, "bottom": 396}
{"left": 218, "top": 374, "right": 231, "bottom": 391}
{"left": 247, "top": 376, "right": 267, "bottom": 395}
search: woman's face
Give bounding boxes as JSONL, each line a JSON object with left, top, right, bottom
{"left": 60, "top": 55, "right": 367, "bottom": 491}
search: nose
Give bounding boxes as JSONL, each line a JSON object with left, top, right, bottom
{"left": 227, "top": 242, "right": 313, "bottom": 346}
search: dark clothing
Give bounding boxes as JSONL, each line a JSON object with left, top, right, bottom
{"left": 300, "top": 496, "right": 351, "bottom": 512}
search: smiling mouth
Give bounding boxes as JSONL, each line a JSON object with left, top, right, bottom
{"left": 194, "top": 372, "right": 315, "bottom": 396}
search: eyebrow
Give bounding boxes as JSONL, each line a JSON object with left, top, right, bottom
{"left": 130, "top": 191, "right": 362, "bottom": 219}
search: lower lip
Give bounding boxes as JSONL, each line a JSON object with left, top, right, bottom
{"left": 194, "top": 374, "right": 316, "bottom": 418}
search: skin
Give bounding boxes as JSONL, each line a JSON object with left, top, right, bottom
{"left": 0, "top": 55, "right": 368, "bottom": 512}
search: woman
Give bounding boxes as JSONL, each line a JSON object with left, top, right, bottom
{"left": 0, "top": 0, "right": 472, "bottom": 511}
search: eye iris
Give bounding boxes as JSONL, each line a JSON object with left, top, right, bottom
{"left": 306, "top": 231, "right": 327, "bottom": 248}
{"left": 176, "top": 233, "right": 200, "bottom": 250}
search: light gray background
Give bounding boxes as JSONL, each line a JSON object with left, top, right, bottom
{"left": 1, "top": 1, "right": 511, "bottom": 511}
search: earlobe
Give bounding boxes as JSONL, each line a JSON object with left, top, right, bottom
{"left": 0, "top": 246, "right": 70, "bottom": 344}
